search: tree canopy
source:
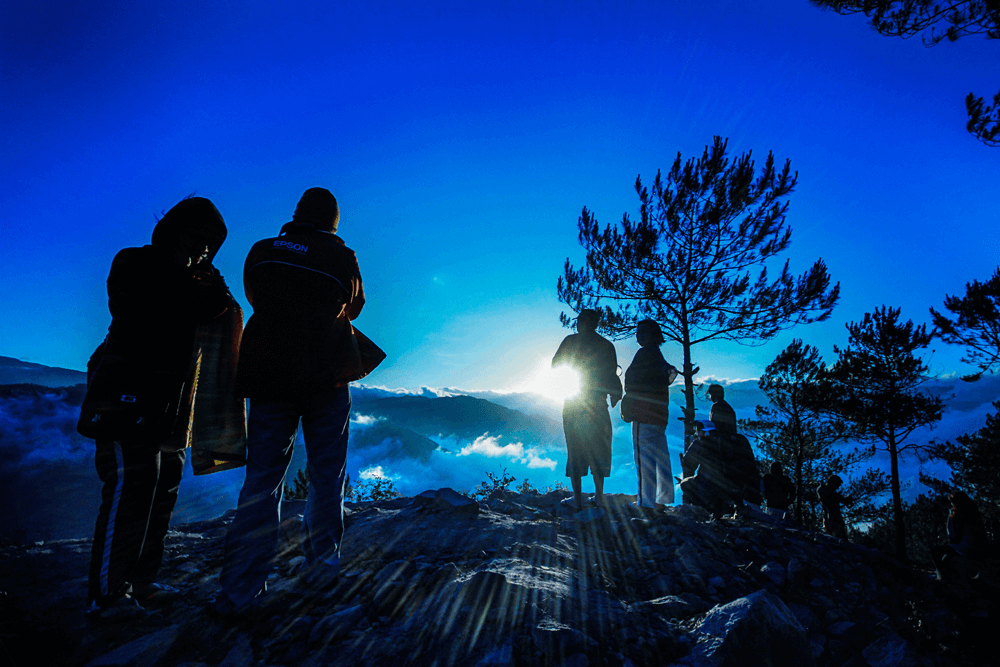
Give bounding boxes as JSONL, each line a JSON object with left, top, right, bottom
{"left": 829, "top": 306, "right": 944, "bottom": 559}
{"left": 930, "top": 267, "right": 1000, "bottom": 381}
{"left": 742, "top": 339, "right": 887, "bottom": 529}
{"left": 811, "top": 0, "right": 1000, "bottom": 146}
{"left": 558, "top": 136, "right": 839, "bottom": 433}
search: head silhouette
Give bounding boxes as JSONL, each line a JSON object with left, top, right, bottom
{"left": 770, "top": 462, "right": 783, "bottom": 475}
{"left": 636, "top": 319, "right": 664, "bottom": 347}
{"left": 707, "top": 384, "right": 725, "bottom": 401}
{"left": 577, "top": 309, "right": 600, "bottom": 334}
{"left": 293, "top": 187, "right": 340, "bottom": 233}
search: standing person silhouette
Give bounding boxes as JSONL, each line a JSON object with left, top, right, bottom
{"left": 214, "top": 187, "right": 381, "bottom": 615}
{"left": 817, "top": 474, "right": 852, "bottom": 540}
{"left": 81, "top": 197, "right": 244, "bottom": 620}
{"left": 622, "top": 320, "right": 678, "bottom": 510}
{"left": 552, "top": 309, "right": 622, "bottom": 511}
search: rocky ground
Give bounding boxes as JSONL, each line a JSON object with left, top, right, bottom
{"left": 1, "top": 489, "right": 996, "bottom": 667}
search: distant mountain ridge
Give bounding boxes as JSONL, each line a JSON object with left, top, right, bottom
{"left": 0, "top": 356, "right": 86, "bottom": 388}
{"left": 358, "top": 394, "right": 563, "bottom": 445}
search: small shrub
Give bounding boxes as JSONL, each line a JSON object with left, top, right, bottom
{"left": 348, "top": 477, "right": 402, "bottom": 502}
{"left": 469, "top": 468, "right": 517, "bottom": 501}
{"left": 283, "top": 468, "right": 310, "bottom": 501}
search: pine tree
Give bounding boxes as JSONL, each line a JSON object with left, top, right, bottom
{"left": 558, "top": 137, "right": 839, "bottom": 436}
{"left": 742, "top": 339, "right": 886, "bottom": 529}
{"left": 925, "top": 401, "right": 1000, "bottom": 541}
{"left": 810, "top": 0, "right": 1000, "bottom": 146}
{"left": 829, "top": 306, "right": 944, "bottom": 560}
{"left": 930, "top": 267, "right": 1000, "bottom": 381}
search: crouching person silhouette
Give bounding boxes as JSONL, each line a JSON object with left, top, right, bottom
{"left": 79, "top": 197, "right": 245, "bottom": 620}
{"left": 679, "top": 420, "right": 730, "bottom": 516}
{"left": 215, "top": 188, "right": 383, "bottom": 616}
{"left": 552, "top": 309, "right": 623, "bottom": 511}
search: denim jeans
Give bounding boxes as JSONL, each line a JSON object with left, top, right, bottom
{"left": 221, "top": 385, "right": 351, "bottom": 607}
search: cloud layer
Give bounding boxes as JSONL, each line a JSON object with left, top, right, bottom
{"left": 4, "top": 374, "right": 1000, "bottom": 540}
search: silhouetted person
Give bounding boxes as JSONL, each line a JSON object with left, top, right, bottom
{"left": 707, "top": 384, "right": 737, "bottom": 436}
{"left": 81, "top": 197, "right": 243, "bottom": 620}
{"left": 679, "top": 420, "right": 730, "bottom": 515}
{"left": 680, "top": 420, "right": 760, "bottom": 516}
{"left": 729, "top": 429, "right": 762, "bottom": 510}
{"left": 931, "top": 491, "right": 989, "bottom": 583}
{"left": 552, "top": 309, "right": 622, "bottom": 510}
{"left": 817, "top": 474, "right": 852, "bottom": 540}
{"left": 762, "top": 461, "right": 795, "bottom": 520}
{"left": 216, "top": 187, "right": 377, "bottom": 615}
{"left": 623, "top": 320, "right": 678, "bottom": 510}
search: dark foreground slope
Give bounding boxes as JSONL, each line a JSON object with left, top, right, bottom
{"left": 1, "top": 491, "right": 995, "bottom": 667}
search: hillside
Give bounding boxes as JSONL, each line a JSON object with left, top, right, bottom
{"left": 0, "top": 491, "right": 994, "bottom": 666}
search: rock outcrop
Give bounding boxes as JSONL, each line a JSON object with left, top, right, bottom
{"left": 1, "top": 490, "right": 994, "bottom": 666}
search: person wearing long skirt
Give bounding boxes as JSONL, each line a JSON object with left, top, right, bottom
{"left": 621, "top": 320, "right": 678, "bottom": 510}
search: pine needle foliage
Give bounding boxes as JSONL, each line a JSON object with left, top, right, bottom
{"left": 810, "top": 0, "right": 1000, "bottom": 146}
{"left": 930, "top": 267, "right": 1000, "bottom": 381}
{"left": 829, "top": 306, "right": 944, "bottom": 560}
{"left": 558, "top": 137, "right": 839, "bottom": 433}
{"left": 741, "top": 339, "right": 886, "bottom": 529}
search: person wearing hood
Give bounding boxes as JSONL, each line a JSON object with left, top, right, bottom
{"left": 81, "top": 197, "right": 245, "bottom": 620}
{"left": 215, "top": 187, "right": 381, "bottom": 615}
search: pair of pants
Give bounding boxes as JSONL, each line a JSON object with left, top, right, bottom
{"left": 632, "top": 422, "right": 673, "bottom": 507}
{"left": 88, "top": 441, "right": 185, "bottom": 607}
{"left": 221, "top": 386, "right": 351, "bottom": 607}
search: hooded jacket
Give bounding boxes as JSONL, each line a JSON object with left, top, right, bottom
{"left": 89, "top": 198, "right": 242, "bottom": 454}
{"left": 102, "top": 198, "right": 230, "bottom": 372}
{"left": 235, "top": 222, "right": 365, "bottom": 398}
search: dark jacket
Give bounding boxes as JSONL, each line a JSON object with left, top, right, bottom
{"left": 236, "top": 223, "right": 365, "bottom": 398}
{"left": 91, "top": 198, "right": 234, "bottom": 445}
{"left": 709, "top": 399, "right": 738, "bottom": 435}
{"left": 623, "top": 346, "right": 677, "bottom": 425}
{"left": 762, "top": 471, "right": 796, "bottom": 511}
{"left": 683, "top": 431, "right": 760, "bottom": 504}
{"left": 552, "top": 332, "right": 622, "bottom": 406}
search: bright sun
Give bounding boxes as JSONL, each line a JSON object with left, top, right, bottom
{"left": 523, "top": 360, "right": 580, "bottom": 402}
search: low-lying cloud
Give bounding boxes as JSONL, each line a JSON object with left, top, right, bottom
{"left": 456, "top": 433, "right": 558, "bottom": 470}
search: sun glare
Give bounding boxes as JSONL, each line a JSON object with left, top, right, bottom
{"left": 524, "top": 361, "right": 580, "bottom": 402}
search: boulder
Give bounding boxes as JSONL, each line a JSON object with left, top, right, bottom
{"left": 688, "top": 590, "right": 815, "bottom": 667}
{"left": 85, "top": 625, "right": 182, "bottom": 667}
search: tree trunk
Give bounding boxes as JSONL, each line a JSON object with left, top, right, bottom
{"left": 888, "top": 434, "right": 907, "bottom": 561}
{"left": 681, "top": 337, "right": 696, "bottom": 440}
{"left": 794, "top": 445, "right": 804, "bottom": 525}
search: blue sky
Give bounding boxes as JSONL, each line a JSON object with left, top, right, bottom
{"left": 2, "top": 0, "right": 998, "bottom": 394}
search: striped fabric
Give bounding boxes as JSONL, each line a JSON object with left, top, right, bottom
{"left": 632, "top": 422, "right": 674, "bottom": 507}
{"left": 98, "top": 442, "right": 125, "bottom": 596}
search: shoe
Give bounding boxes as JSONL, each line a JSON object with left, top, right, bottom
{"left": 298, "top": 561, "right": 341, "bottom": 597}
{"left": 560, "top": 496, "right": 583, "bottom": 512}
{"left": 86, "top": 595, "right": 146, "bottom": 622}
{"left": 208, "top": 590, "right": 265, "bottom": 620}
{"left": 131, "top": 582, "right": 182, "bottom": 606}
{"left": 628, "top": 502, "right": 658, "bottom": 515}
{"left": 208, "top": 591, "right": 243, "bottom": 618}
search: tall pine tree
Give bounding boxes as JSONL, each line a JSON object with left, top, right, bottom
{"left": 742, "top": 339, "right": 886, "bottom": 528}
{"left": 558, "top": 137, "right": 839, "bottom": 435}
{"left": 829, "top": 306, "right": 944, "bottom": 560}
{"left": 930, "top": 267, "right": 1000, "bottom": 381}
